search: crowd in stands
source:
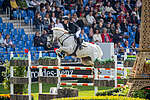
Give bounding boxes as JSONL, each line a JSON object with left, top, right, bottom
{"left": 1, "top": 0, "right": 142, "bottom": 55}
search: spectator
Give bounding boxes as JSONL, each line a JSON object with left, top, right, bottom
{"left": 114, "top": 1, "right": 121, "bottom": 14}
{"left": 4, "top": 34, "right": 15, "bottom": 48}
{"left": 117, "top": 11, "right": 125, "bottom": 24}
{"left": 79, "top": 29, "right": 89, "bottom": 42}
{"left": 10, "top": 0, "right": 19, "bottom": 19}
{"left": 123, "top": 40, "right": 130, "bottom": 53}
{"left": 43, "top": 13, "right": 51, "bottom": 30}
{"left": 86, "top": 11, "right": 96, "bottom": 26}
{"left": 110, "top": 23, "right": 115, "bottom": 34}
{"left": 40, "top": 30, "right": 48, "bottom": 49}
{"left": 40, "top": 7, "right": 46, "bottom": 19}
{"left": 135, "top": 27, "right": 140, "bottom": 45}
{"left": 130, "top": 25, "right": 136, "bottom": 42}
{"left": 84, "top": 6, "right": 90, "bottom": 16}
{"left": 89, "top": 27, "right": 94, "bottom": 42}
{"left": 46, "top": 5, "right": 52, "bottom": 17}
{"left": 93, "top": 28, "right": 102, "bottom": 44}
{"left": 55, "top": 19, "right": 63, "bottom": 28}
{"left": 106, "top": 22, "right": 111, "bottom": 34}
{"left": 125, "top": 12, "right": 131, "bottom": 24}
{"left": 94, "top": 12, "right": 101, "bottom": 24}
{"left": 55, "top": 7, "right": 61, "bottom": 18}
{"left": 120, "top": 2, "right": 127, "bottom": 13}
{"left": 33, "top": 12, "right": 42, "bottom": 29}
{"left": 115, "top": 23, "right": 121, "bottom": 33}
{"left": 131, "top": 11, "right": 138, "bottom": 25}
{"left": 34, "top": 31, "right": 41, "bottom": 47}
{"left": 51, "top": 12, "right": 56, "bottom": 23}
{"left": 16, "top": 0, "right": 28, "bottom": 10}
{"left": 120, "top": 19, "right": 128, "bottom": 32}
{"left": 96, "top": 22, "right": 103, "bottom": 33}
{"left": 105, "top": 2, "right": 116, "bottom": 13}
{"left": 113, "top": 29, "right": 122, "bottom": 44}
{"left": 97, "top": 2, "right": 105, "bottom": 14}
{"left": 77, "top": 13, "right": 87, "bottom": 28}
{"left": 118, "top": 42, "right": 124, "bottom": 53}
{"left": 72, "top": 13, "right": 78, "bottom": 23}
{"left": 130, "top": 42, "right": 136, "bottom": 54}
{"left": 0, "top": 33, "right": 5, "bottom": 47}
{"left": 125, "top": 0, "right": 132, "bottom": 14}
{"left": 114, "top": 43, "right": 119, "bottom": 55}
{"left": 101, "top": 28, "right": 112, "bottom": 43}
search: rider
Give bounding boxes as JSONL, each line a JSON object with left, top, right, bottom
{"left": 62, "top": 16, "right": 82, "bottom": 49}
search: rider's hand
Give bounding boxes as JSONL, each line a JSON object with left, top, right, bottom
{"left": 64, "top": 31, "right": 68, "bottom": 34}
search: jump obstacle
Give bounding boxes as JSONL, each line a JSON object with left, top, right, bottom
{"left": 9, "top": 51, "right": 134, "bottom": 100}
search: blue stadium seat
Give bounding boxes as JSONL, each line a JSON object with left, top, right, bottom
{"left": 35, "top": 52, "right": 39, "bottom": 60}
{"left": 21, "top": 34, "right": 28, "bottom": 41}
{"left": 37, "top": 47, "right": 44, "bottom": 51}
{"left": 4, "top": 53, "right": 10, "bottom": 61}
{"left": 50, "top": 53, "right": 57, "bottom": 57}
{"left": 26, "top": 41, "right": 32, "bottom": 47}
{"left": 18, "top": 28, "right": 25, "bottom": 35}
{"left": 2, "top": 23, "right": 6, "bottom": 29}
{"left": 71, "top": 10, "right": 76, "bottom": 16}
{"left": 0, "top": 17, "right": 2, "bottom": 23}
{"left": 3, "top": 29, "right": 10, "bottom": 34}
{"left": 0, "top": 47, "right": 4, "bottom": 52}
{"left": 28, "top": 10, "right": 34, "bottom": 19}
{"left": 84, "top": 26, "right": 90, "bottom": 34}
{"left": 64, "top": 10, "right": 70, "bottom": 15}
{"left": 29, "top": 34, "right": 34, "bottom": 40}
{"left": 15, "top": 47, "right": 21, "bottom": 51}
{"left": 21, "top": 10, "right": 27, "bottom": 18}
{"left": 30, "top": 47, "right": 36, "bottom": 51}
{"left": 24, "top": 17, "right": 30, "bottom": 24}
{"left": 7, "top": 48, "right": 14, "bottom": 52}
{"left": 18, "top": 41, "right": 25, "bottom": 47}
{"left": 42, "top": 53, "right": 48, "bottom": 57}
{"left": 7, "top": 23, "right": 13, "bottom": 29}
{"left": 13, "top": 11, "right": 18, "bottom": 18}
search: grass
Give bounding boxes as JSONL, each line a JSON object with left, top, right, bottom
{"left": 0, "top": 83, "right": 113, "bottom": 100}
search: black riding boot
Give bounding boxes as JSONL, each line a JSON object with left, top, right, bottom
{"left": 77, "top": 37, "right": 82, "bottom": 50}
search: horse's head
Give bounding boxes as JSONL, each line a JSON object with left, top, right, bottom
{"left": 51, "top": 27, "right": 68, "bottom": 42}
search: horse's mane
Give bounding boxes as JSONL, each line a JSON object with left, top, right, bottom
{"left": 52, "top": 27, "right": 68, "bottom": 33}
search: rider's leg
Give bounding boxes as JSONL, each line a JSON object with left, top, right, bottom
{"left": 75, "top": 29, "right": 83, "bottom": 50}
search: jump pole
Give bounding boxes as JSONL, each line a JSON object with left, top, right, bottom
{"left": 39, "top": 51, "right": 42, "bottom": 94}
{"left": 94, "top": 68, "right": 98, "bottom": 96}
{"left": 57, "top": 55, "right": 61, "bottom": 89}
{"left": 28, "top": 51, "right": 32, "bottom": 100}
{"left": 10, "top": 52, "right": 14, "bottom": 95}
{"left": 114, "top": 55, "right": 118, "bottom": 88}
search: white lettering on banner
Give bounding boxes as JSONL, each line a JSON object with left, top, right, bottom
{"left": 31, "top": 70, "right": 74, "bottom": 78}
{"left": 60, "top": 70, "right": 73, "bottom": 75}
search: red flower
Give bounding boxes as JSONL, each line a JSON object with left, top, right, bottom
{"left": 90, "top": 42, "right": 94, "bottom": 44}
{"left": 54, "top": 48, "right": 58, "bottom": 52}
{"left": 25, "top": 49, "right": 28, "bottom": 53}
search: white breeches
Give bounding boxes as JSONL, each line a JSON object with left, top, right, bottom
{"left": 75, "top": 28, "right": 81, "bottom": 38}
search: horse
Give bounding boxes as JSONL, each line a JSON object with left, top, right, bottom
{"left": 50, "top": 27, "right": 103, "bottom": 66}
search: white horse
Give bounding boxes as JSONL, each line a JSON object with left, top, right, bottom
{"left": 51, "top": 27, "right": 103, "bottom": 66}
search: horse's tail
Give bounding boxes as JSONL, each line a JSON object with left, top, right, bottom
{"left": 96, "top": 45, "right": 103, "bottom": 60}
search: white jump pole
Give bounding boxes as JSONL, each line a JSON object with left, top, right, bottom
{"left": 114, "top": 55, "right": 117, "bottom": 88}
{"left": 94, "top": 68, "right": 98, "bottom": 96}
{"left": 28, "top": 51, "right": 32, "bottom": 100}
{"left": 57, "top": 56, "right": 61, "bottom": 89}
{"left": 39, "top": 51, "right": 42, "bottom": 94}
{"left": 124, "top": 52, "right": 127, "bottom": 79}
{"left": 10, "top": 52, "right": 14, "bottom": 95}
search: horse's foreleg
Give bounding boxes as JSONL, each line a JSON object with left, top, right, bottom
{"left": 59, "top": 46, "right": 73, "bottom": 55}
